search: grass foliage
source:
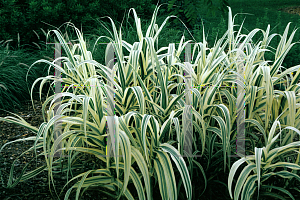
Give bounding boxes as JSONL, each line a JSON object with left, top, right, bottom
{"left": 1, "top": 3, "right": 300, "bottom": 200}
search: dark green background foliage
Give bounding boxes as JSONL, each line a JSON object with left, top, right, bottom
{"left": 166, "top": 0, "right": 229, "bottom": 30}
{"left": 0, "top": 0, "right": 158, "bottom": 50}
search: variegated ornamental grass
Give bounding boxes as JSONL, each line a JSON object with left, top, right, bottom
{"left": 1, "top": 4, "right": 300, "bottom": 200}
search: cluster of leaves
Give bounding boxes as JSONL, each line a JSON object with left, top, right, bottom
{"left": 1, "top": 4, "right": 300, "bottom": 200}
{"left": 250, "top": 28, "right": 300, "bottom": 72}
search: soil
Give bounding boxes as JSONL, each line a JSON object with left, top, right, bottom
{"left": 0, "top": 95, "right": 51, "bottom": 200}
{"left": 0, "top": 95, "right": 105, "bottom": 200}
{"left": 278, "top": 5, "right": 300, "bottom": 16}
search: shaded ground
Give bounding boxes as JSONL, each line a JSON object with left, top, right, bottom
{"left": 0, "top": 95, "right": 105, "bottom": 200}
{"left": 0, "top": 95, "right": 57, "bottom": 200}
{"left": 278, "top": 6, "right": 300, "bottom": 16}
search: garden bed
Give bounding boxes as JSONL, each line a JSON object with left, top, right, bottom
{"left": 0, "top": 96, "right": 105, "bottom": 200}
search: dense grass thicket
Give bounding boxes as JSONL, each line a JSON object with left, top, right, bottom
{"left": 1, "top": 0, "right": 300, "bottom": 113}
{"left": 0, "top": 2, "right": 300, "bottom": 199}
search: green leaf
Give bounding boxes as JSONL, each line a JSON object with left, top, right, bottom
{"left": 160, "top": 143, "right": 192, "bottom": 200}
